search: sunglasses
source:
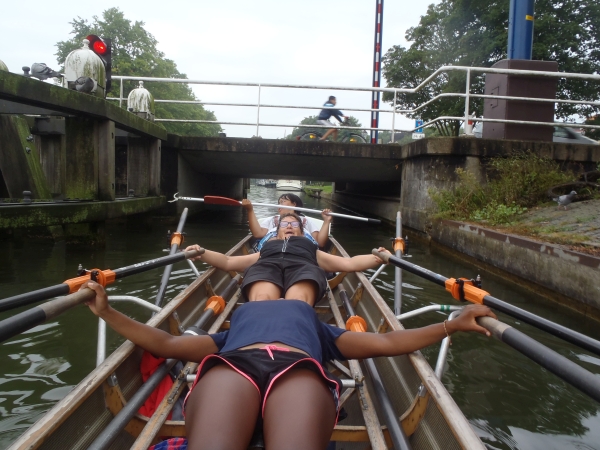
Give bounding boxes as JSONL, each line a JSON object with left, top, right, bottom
{"left": 280, "top": 221, "right": 301, "bottom": 228}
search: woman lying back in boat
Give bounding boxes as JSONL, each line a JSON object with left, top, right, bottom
{"left": 81, "top": 213, "right": 496, "bottom": 450}
{"left": 187, "top": 211, "right": 379, "bottom": 305}
{"left": 242, "top": 194, "right": 332, "bottom": 248}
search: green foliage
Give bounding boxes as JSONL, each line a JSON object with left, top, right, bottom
{"left": 429, "top": 152, "right": 577, "bottom": 224}
{"left": 55, "top": 8, "right": 220, "bottom": 136}
{"left": 585, "top": 116, "right": 600, "bottom": 141}
{"left": 382, "top": 0, "right": 600, "bottom": 135}
{"left": 471, "top": 201, "right": 528, "bottom": 224}
{"left": 287, "top": 115, "right": 368, "bottom": 141}
{"left": 287, "top": 115, "right": 320, "bottom": 139}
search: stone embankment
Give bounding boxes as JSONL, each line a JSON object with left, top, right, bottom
{"left": 429, "top": 199, "right": 600, "bottom": 317}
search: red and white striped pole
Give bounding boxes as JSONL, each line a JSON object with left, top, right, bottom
{"left": 371, "top": 0, "right": 384, "bottom": 144}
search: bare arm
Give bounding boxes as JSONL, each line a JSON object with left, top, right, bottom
{"left": 185, "top": 244, "right": 260, "bottom": 272}
{"left": 82, "top": 282, "right": 218, "bottom": 362}
{"left": 242, "top": 199, "right": 268, "bottom": 238}
{"left": 316, "top": 247, "right": 389, "bottom": 273}
{"left": 335, "top": 305, "right": 496, "bottom": 360}
{"left": 312, "top": 209, "right": 332, "bottom": 248}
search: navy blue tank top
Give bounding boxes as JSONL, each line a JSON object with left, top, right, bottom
{"left": 209, "top": 300, "right": 346, "bottom": 363}
{"left": 259, "top": 236, "right": 319, "bottom": 263}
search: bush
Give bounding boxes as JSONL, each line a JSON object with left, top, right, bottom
{"left": 429, "top": 152, "right": 577, "bottom": 225}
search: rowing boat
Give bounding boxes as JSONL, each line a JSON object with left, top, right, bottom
{"left": 8, "top": 235, "right": 484, "bottom": 450}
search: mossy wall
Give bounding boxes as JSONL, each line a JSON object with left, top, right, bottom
{"left": 0, "top": 115, "right": 51, "bottom": 199}
{"left": 64, "top": 117, "right": 98, "bottom": 199}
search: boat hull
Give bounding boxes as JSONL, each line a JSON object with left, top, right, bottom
{"left": 9, "top": 236, "right": 484, "bottom": 450}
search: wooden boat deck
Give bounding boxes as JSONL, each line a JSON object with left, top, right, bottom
{"left": 8, "top": 235, "right": 484, "bottom": 450}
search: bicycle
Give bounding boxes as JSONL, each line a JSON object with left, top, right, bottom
{"left": 298, "top": 119, "right": 368, "bottom": 143}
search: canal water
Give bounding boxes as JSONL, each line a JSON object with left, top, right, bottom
{"left": 1, "top": 187, "right": 599, "bottom": 449}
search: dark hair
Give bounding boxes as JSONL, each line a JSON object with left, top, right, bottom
{"left": 278, "top": 193, "right": 303, "bottom": 209}
{"left": 277, "top": 212, "right": 304, "bottom": 234}
{"left": 328, "top": 96, "right": 336, "bottom": 101}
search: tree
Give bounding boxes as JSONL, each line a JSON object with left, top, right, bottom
{"left": 287, "top": 115, "right": 368, "bottom": 141}
{"left": 382, "top": 0, "right": 600, "bottom": 136}
{"left": 55, "top": 8, "right": 221, "bottom": 136}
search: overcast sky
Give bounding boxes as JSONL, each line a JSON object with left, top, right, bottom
{"left": 0, "top": 0, "right": 439, "bottom": 138}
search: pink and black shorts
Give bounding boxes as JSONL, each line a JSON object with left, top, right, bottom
{"left": 184, "top": 346, "right": 342, "bottom": 423}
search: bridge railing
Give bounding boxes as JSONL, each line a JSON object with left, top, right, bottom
{"left": 111, "top": 66, "right": 600, "bottom": 141}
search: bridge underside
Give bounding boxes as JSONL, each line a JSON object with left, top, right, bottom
{"left": 168, "top": 136, "right": 403, "bottom": 182}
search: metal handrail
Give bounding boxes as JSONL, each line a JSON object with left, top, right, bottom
{"left": 395, "top": 305, "right": 463, "bottom": 380}
{"left": 112, "top": 65, "right": 600, "bottom": 140}
{"left": 96, "top": 296, "right": 162, "bottom": 366}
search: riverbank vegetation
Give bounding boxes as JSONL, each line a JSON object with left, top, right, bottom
{"left": 382, "top": 0, "right": 600, "bottom": 136}
{"left": 429, "top": 152, "right": 577, "bottom": 224}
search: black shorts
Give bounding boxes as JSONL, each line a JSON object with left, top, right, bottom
{"left": 240, "top": 256, "right": 328, "bottom": 302}
{"left": 185, "top": 348, "right": 341, "bottom": 423}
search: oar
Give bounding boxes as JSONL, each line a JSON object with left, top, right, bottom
{"left": 373, "top": 249, "right": 600, "bottom": 357}
{"left": 478, "top": 316, "right": 600, "bottom": 403}
{"left": 0, "top": 249, "right": 204, "bottom": 344}
{"left": 0, "top": 249, "right": 202, "bottom": 313}
{"left": 170, "top": 193, "right": 381, "bottom": 224}
{"left": 338, "top": 283, "right": 413, "bottom": 450}
{"left": 87, "top": 274, "right": 239, "bottom": 450}
{"left": 155, "top": 208, "right": 189, "bottom": 307}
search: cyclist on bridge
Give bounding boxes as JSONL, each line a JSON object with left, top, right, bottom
{"left": 317, "top": 96, "right": 348, "bottom": 141}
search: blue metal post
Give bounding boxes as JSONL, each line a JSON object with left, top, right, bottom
{"left": 508, "top": 0, "right": 535, "bottom": 60}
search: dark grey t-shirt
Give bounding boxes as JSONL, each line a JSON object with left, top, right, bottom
{"left": 210, "top": 300, "right": 347, "bottom": 363}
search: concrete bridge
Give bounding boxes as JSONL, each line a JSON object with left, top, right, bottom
{"left": 1, "top": 70, "right": 598, "bottom": 242}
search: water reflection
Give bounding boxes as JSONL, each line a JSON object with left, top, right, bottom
{"left": 0, "top": 186, "right": 599, "bottom": 449}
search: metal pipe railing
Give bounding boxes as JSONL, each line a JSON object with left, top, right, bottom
{"left": 112, "top": 65, "right": 600, "bottom": 138}
{"left": 97, "top": 296, "right": 162, "bottom": 366}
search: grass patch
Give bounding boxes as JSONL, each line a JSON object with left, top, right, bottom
{"left": 575, "top": 216, "right": 597, "bottom": 224}
{"left": 531, "top": 216, "right": 550, "bottom": 223}
{"left": 303, "top": 185, "right": 332, "bottom": 194}
{"left": 430, "top": 152, "right": 577, "bottom": 225}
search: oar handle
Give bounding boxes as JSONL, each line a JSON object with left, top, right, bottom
{"left": 0, "top": 288, "right": 96, "bottom": 344}
{"left": 375, "top": 248, "right": 600, "bottom": 357}
{"left": 173, "top": 194, "right": 382, "bottom": 224}
{"left": 114, "top": 249, "right": 204, "bottom": 278}
{"left": 336, "top": 283, "right": 412, "bottom": 450}
{"left": 477, "top": 316, "right": 600, "bottom": 403}
{"left": 0, "top": 285, "right": 69, "bottom": 313}
{"left": 372, "top": 248, "right": 391, "bottom": 263}
{"left": 0, "top": 249, "right": 205, "bottom": 344}
{"left": 252, "top": 202, "right": 381, "bottom": 224}
{"left": 372, "top": 249, "right": 448, "bottom": 286}
{"left": 0, "top": 249, "right": 205, "bottom": 314}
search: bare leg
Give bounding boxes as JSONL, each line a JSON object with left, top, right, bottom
{"left": 263, "top": 368, "right": 336, "bottom": 450}
{"left": 332, "top": 128, "right": 339, "bottom": 141}
{"left": 246, "top": 280, "right": 283, "bottom": 301}
{"left": 185, "top": 365, "right": 260, "bottom": 450}
{"left": 320, "top": 128, "right": 335, "bottom": 141}
{"left": 284, "top": 280, "right": 318, "bottom": 306}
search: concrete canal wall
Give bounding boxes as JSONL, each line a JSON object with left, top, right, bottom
{"left": 326, "top": 135, "right": 600, "bottom": 316}
{"left": 326, "top": 189, "right": 600, "bottom": 316}
{"left": 430, "top": 220, "right": 600, "bottom": 317}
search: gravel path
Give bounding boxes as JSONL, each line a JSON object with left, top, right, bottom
{"left": 507, "top": 198, "right": 600, "bottom": 254}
